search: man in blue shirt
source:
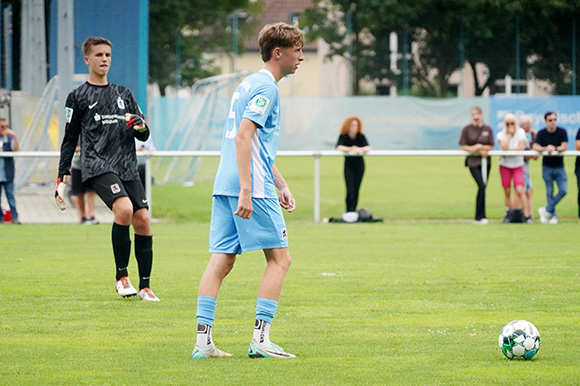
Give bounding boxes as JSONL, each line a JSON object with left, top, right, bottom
{"left": 533, "top": 111, "right": 568, "bottom": 224}
{"left": 0, "top": 118, "right": 20, "bottom": 224}
{"left": 193, "top": 22, "right": 304, "bottom": 359}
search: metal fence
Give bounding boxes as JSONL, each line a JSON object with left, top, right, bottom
{"left": 2, "top": 150, "right": 578, "bottom": 223}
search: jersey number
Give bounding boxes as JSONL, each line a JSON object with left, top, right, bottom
{"left": 225, "top": 92, "right": 240, "bottom": 139}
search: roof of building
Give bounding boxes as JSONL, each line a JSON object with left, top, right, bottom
{"left": 244, "top": 0, "right": 317, "bottom": 51}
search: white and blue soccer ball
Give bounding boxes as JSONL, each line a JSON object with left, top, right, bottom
{"left": 498, "top": 320, "right": 541, "bottom": 360}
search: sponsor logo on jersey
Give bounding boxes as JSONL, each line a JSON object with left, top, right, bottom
{"left": 65, "top": 107, "right": 73, "bottom": 123}
{"left": 110, "top": 183, "right": 121, "bottom": 194}
{"left": 89, "top": 101, "right": 98, "bottom": 109}
{"left": 249, "top": 95, "right": 270, "bottom": 115}
{"left": 117, "top": 97, "right": 125, "bottom": 110}
{"left": 94, "top": 113, "right": 124, "bottom": 125}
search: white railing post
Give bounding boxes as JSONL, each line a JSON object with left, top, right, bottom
{"left": 313, "top": 153, "right": 321, "bottom": 223}
{"left": 481, "top": 156, "right": 488, "bottom": 185}
{"left": 145, "top": 152, "right": 153, "bottom": 216}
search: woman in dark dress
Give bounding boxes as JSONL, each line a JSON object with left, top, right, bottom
{"left": 336, "top": 116, "right": 371, "bottom": 218}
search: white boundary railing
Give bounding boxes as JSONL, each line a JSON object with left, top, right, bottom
{"left": 2, "top": 150, "right": 579, "bottom": 222}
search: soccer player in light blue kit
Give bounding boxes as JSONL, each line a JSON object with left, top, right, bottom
{"left": 192, "top": 22, "right": 304, "bottom": 359}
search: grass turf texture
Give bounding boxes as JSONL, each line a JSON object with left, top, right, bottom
{"left": 2, "top": 156, "right": 580, "bottom": 384}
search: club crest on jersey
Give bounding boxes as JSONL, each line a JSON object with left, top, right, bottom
{"left": 249, "top": 95, "right": 270, "bottom": 115}
{"left": 110, "top": 183, "right": 121, "bottom": 194}
{"left": 117, "top": 97, "right": 125, "bottom": 110}
{"left": 94, "top": 113, "right": 101, "bottom": 122}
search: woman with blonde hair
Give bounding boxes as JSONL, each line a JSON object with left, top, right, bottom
{"left": 336, "top": 116, "right": 371, "bottom": 220}
{"left": 496, "top": 113, "right": 530, "bottom": 222}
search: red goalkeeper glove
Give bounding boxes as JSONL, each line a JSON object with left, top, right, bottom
{"left": 55, "top": 175, "right": 68, "bottom": 210}
{"left": 125, "top": 113, "right": 147, "bottom": 132}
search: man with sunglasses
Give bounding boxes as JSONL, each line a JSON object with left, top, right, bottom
{"left": 532, "top": 112, "right": 568, "bottom": 224}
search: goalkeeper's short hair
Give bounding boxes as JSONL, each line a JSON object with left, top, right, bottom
{"left": 82, "top": 37, "right": 113, "bottom": 56}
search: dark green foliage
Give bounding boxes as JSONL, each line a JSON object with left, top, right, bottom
{"left": 300, "top": 0, "right": 580, "bottom": 96}
{"left": 149, "top": 0, "right": 262, "bottom": 94}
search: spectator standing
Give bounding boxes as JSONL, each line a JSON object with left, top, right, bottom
{"left": 574, "top": 127, "right": 580, "bottom": 222}
{"left": 533, "top": 111, "right": 568, "bottom": 224}
{"left": 0, "top": 117, "right": 20, "bottom": 224}
{"left": 518, "top": 115, "right": 538, "bottom": 219}
{"left": 336, "top": 116, "right": 371, "bottom": 221}
{"left": 70, "top": 146, "right": 99, "bottom": 225}
{"left": 496, "top": 114, "right": 530, "bottom": 222}
{"left": 459, "top": 106, "right": 494, "bottom": 224}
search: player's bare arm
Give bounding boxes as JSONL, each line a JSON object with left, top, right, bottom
{"left": 234, "top": 118, "right": 257, "bottom": 219}
{"left": 272, "top": 164, "right": 295, "bottom": 213}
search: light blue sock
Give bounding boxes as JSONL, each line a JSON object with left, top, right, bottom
{"left": 256, "top": 298, "right": 278, "bottom": 324}
{"left": 197, "top": 296, "right": 217, "bottom": 327}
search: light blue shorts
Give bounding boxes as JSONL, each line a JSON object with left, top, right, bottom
{"left": 209, "top": 195, "right": 288, "bottom": 254}
{"left": 515, "top": 162, "right": 533, "bottom": 192}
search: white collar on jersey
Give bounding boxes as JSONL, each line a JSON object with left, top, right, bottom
{"left": 258, "top": 68, "right": 276, "bottom": 82}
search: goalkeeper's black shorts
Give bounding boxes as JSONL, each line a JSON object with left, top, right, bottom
{"left": 85, "top": 172, "right": 148, "bottom": 212}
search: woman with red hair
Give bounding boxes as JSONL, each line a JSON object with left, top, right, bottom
{"left": 336, "top": 116, "right": 371, "bottom": 220}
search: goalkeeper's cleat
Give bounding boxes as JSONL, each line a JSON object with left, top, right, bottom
{"left": 191, "top": 344, "right": 232, "bottom": 359}
{"left": 115, "top": 276, "right": 137, "bottom": 298}
{"left": 248, "top": 339, "right": 296, "bottom": 359}
{"left": 137, "top": 287, "right": 160, "bottom": 302}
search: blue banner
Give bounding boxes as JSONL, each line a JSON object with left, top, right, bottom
{"left": 490, "top": 96, "right": 580, "bottom": 147}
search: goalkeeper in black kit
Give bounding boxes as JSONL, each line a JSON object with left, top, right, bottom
{"left": 56, "top": 37, "right": 159, "bottom": 301}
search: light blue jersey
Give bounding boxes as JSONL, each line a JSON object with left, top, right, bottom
{"left": 213, "top": 69, "right": 280, "bottom": 199}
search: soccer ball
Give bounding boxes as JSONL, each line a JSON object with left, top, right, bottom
{"left": 498, "top": 320, "right": 541, "bottom": 360}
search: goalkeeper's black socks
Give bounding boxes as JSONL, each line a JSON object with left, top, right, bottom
{"left": 112, "top": 223, "right": 131, "bottom": 280}
{"left": 134, "top": 234, "right": 153, "bottom": 290}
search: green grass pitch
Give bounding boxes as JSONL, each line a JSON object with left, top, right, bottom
{"left": 1, "top": 156, "right": 580, "bottom": 385}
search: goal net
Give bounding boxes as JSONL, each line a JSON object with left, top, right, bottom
{"left": 152, "top": 71, "right": 248, "bottom": 185}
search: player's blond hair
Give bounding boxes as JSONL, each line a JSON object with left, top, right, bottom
{"left": 339, "top": 116, "right": 364, "bottom": 135}
{"left": 82, "top": 37, "right": 113, "bottom": 56}
{"left": 258, "top": 22, "right": 304, "bottom": 62}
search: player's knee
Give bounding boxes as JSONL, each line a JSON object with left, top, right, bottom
{"left": 112, "top": 199, "right": 133, "bottom": 224}
{"left": 221, "top": 259, "right": 236, "bottom": 275}
{"left": 132, "top": 209, "right": 151, "bottom": 233}
{"left": 211, "top": 254, "right": 236, "bottom": 276}
{"left": 275, "top": 253, "right": 292, "bottom": 272}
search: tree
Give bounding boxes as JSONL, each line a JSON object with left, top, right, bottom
{"left": 300, "top": 0, "right": 415, "bottom": 95}
{"left": 300, "top": 0, "right": 580, "bottom": 96}
{"left": 522, "top": 0, "right": 580, "bottom": 95}
{"left": 149, "top": 0, "right": 261, "bottom": 94}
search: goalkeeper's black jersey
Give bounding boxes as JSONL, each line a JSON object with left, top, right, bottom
{"left": 58, "top": 82, "right": 149, "bottom": 182}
